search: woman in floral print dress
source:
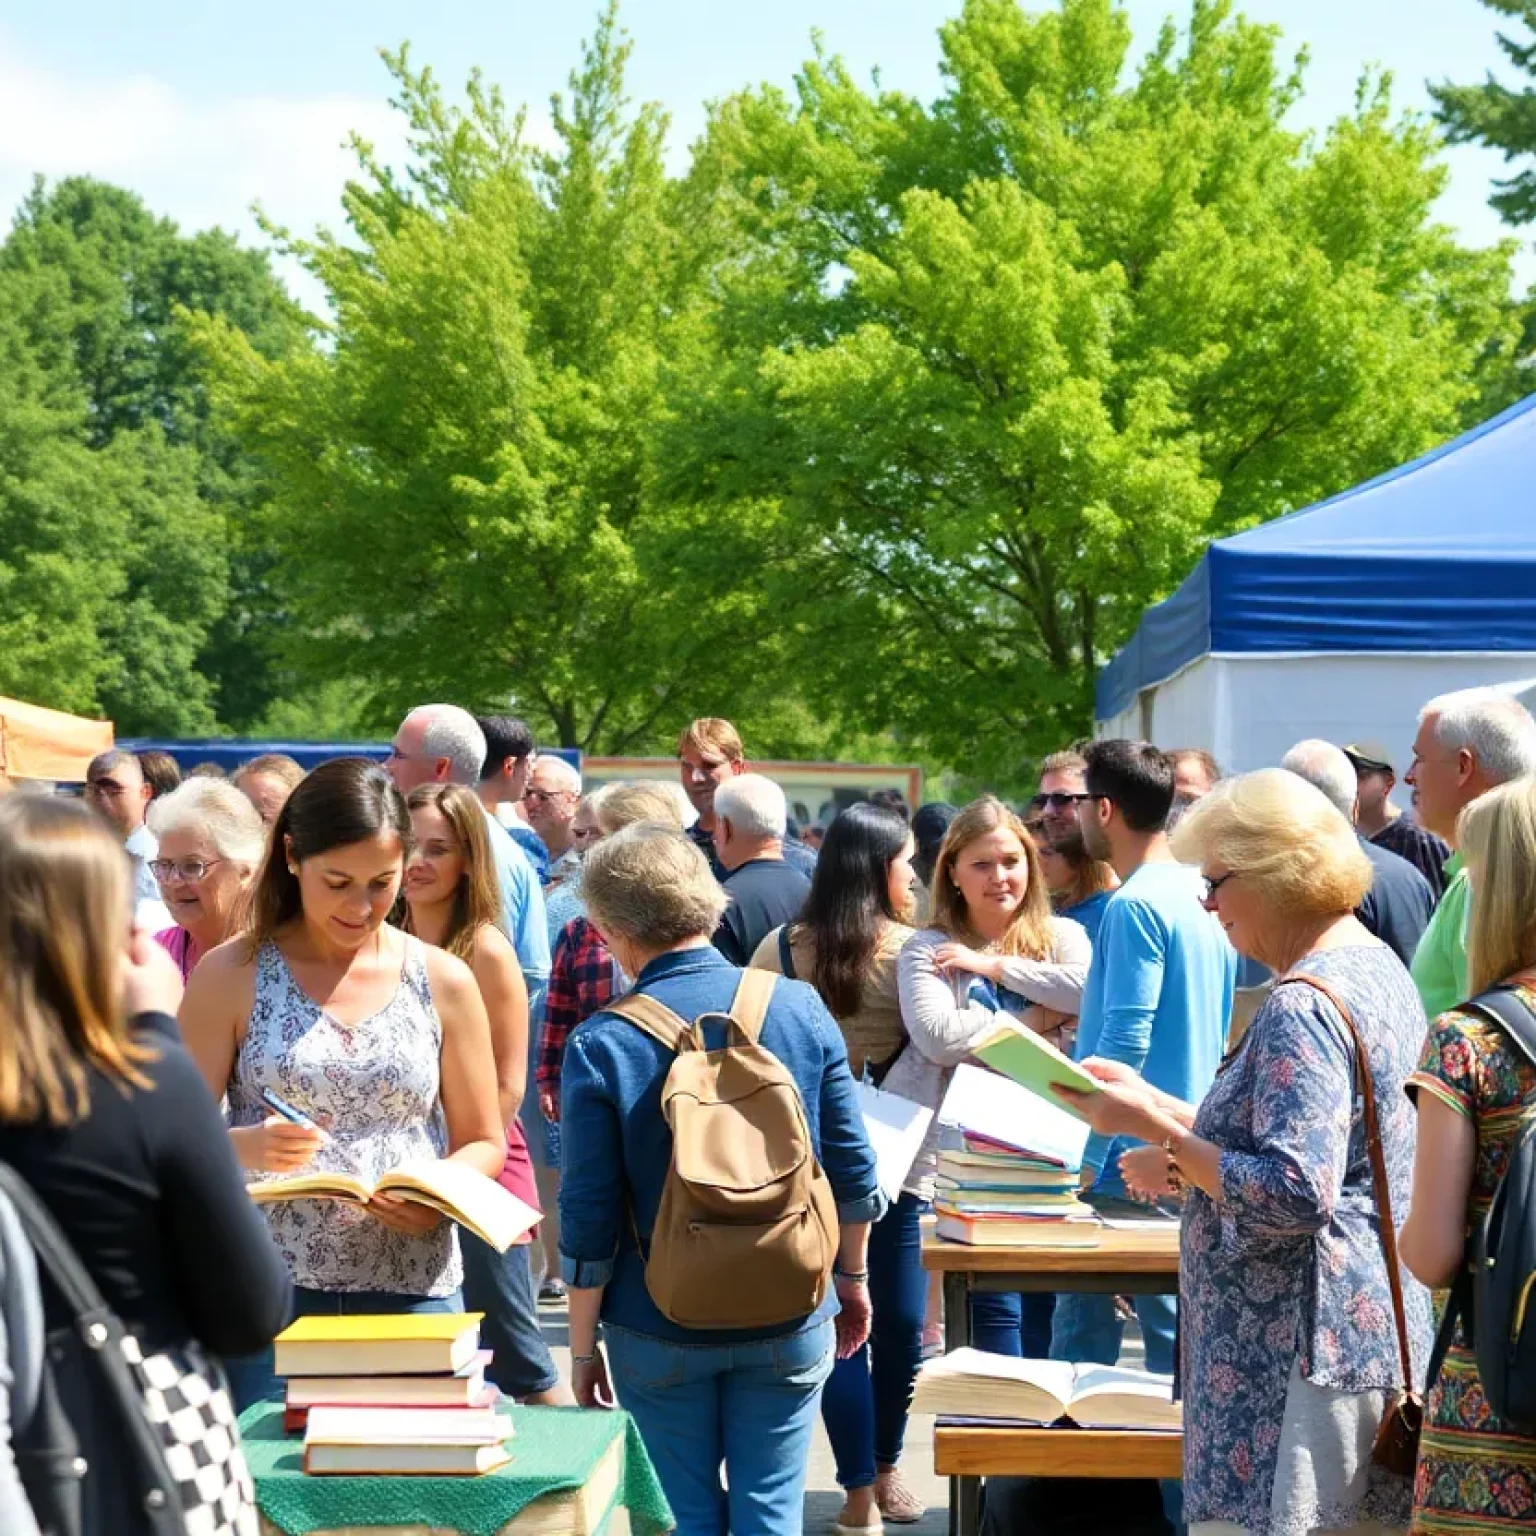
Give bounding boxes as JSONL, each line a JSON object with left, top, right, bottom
{"left": 1059, "top": 770, "right": 1432, "bottom": 1536}
{"left": 1401, "top": 778, "right": 1536, "bottom": 1533}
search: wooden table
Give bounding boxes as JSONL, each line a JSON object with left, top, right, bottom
{"left": 934, "top": 1425, "right": 1183, "bottom": 1480}
{"left": 922, "top": 1224, "right": 1181, "bottom": 1536}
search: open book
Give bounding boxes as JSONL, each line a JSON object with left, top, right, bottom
{"left": 911, "top": 1348, "right": 1180, "bottom": 1431}
{"left": 249, "top": 1159, "right": 538, "bottom": 1253}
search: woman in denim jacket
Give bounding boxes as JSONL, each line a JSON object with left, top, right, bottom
{"left": 559, "top": 823, "right": 884, "bottom": 1536}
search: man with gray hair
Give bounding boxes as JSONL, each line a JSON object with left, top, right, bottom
{"left": 710, "top": 773, "right": 810, "bottom": 965}
{"left": 1280, "top": 739, "right": 1433, "bottom": 967}
{"left": 524, "top": 755, "right": 583, "bottom": 868}
{"left": 1405, "top": 686, "right": 1536, "bottom": 1014}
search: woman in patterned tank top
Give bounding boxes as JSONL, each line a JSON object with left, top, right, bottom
{"left": 180, "top": 758, "right": 506, "bottom": 1412}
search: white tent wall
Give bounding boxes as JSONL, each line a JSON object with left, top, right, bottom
{"left": 1096, "top": 652, "right": 1536, "bottom": 772}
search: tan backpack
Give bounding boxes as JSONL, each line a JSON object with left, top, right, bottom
{"left": 606, "top": 968, "right": 840, "bottom": 1330}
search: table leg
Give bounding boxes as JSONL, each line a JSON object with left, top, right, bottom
{"left": 943, "top": 1271, "right": 975, "bottom": 1536}
{"left": 951, "top": 1473, "right": 982, "bottom": 1536}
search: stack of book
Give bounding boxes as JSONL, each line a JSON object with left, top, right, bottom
{"left": 934, "top": 1062, "right": 1100, "bottom": 1246}
{"left": 911, "top": 1347, "right": 1180, "bottom": 1432}
{"left": 273, "top": 1313, "right": 514, "bottom": 1476}
{"left": 931, "top": 1138, "right": 1098, "bottom": 1247}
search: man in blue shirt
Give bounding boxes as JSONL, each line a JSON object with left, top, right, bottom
{"left": 475, "top": 714, "right": 550, "bottom": 884}
{"left": 1055, "top": 740, "right": 1235, "bottom": 1378}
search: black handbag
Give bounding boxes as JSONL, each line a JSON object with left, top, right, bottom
{"left": 0, "top": 1162, "right": 246, "bottom": 1536}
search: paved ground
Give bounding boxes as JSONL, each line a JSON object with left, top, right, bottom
{"left": 539, "top": 1297, "right": 945, "bottom": 1535}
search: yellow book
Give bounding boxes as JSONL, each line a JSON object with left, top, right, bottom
{"left": 249, "top": 1158, "right": 539, "bottom": 1253}
{"left": 274, "top": 1312, "right": 483, "bottom": 1377}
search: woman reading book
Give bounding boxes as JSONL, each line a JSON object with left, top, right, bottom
{"left": 749, "top": 800, "right": 918, "bottom": 1534}
{"left": 179, "top": 758, "right": 507, "bottom": 1412}
{"left": 400, "top": 784, "right": 566, "bottom": 1405}
{"left": 892, "top": 797, "right": 1091, "bottom": 1381}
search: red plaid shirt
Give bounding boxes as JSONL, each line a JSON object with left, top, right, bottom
{"left": 537, "top": 916, "right": 620, "bottom": 1094}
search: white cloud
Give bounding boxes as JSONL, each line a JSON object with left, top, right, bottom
{"left": 0, "top": 42, "right": 407, "bottom": 310}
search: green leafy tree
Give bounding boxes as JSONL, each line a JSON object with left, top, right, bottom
{"left": 0, "top": 177, "right": 306, "bottom": 730}
{"left": 195, "top": 8, "right": 784, "bottom": 750}
{"left": 665, "top": 0, "right": 1520, "bottom": 778}
{"left": 1432, "top": 0, "right": 1536, "bottom": 226}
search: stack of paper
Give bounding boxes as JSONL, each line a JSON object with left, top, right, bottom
{"left": 933, "top": 1065, "right": 1099, "bottom": 1246}
{"left": 912, "top": 1348, "right": 1180, "bottom": 1431}
{"left": 274, "top": 1314, "right": 514, "bottom": 1475}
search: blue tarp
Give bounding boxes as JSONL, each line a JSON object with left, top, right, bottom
{"left": 119, "top": 739, "right": 582, "bottom": 774}
{"left": 1095, "top": 391, "right": 1536, "bottom": 722}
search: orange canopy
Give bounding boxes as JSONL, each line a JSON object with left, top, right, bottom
{"left": 0, "top": 696, "right": 114, "bottom": 782}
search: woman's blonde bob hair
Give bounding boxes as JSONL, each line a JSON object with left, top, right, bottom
{"left": 1458, "top": 776, "right": 1536, "bottom": 997}
{"left": 0, "top": 795, "right": 157, "bottom": 1126}
{"left": 930, "top": 796, "right": 1054, "bottom": 959}
{"left": 590, "top": 781, "right": 685, "bottom": 837}
{"left": 1170, "top": 768, "right": 1372, "bottom": 916}
{"left": 582, "top": 822, "right": 727, "bottom": 950}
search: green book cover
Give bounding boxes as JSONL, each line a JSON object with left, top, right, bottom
{"left": 970, "top": 1023, "right": 1101, "bottom": 1117}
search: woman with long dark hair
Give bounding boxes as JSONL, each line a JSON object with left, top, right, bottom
{"left": 752, "top": 801, "right": 918, "bottom": 1533}
{"left": 400, "top": 785, "right": 565, "bottom": 1404}
{"left": 180, "top": 758, "right": 505, "bottom": 1411}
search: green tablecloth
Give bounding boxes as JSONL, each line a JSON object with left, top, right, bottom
{"left": 240, "top": 1401, "right": 672, "bottom": 1536}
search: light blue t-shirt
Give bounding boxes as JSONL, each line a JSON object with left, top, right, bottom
{"left": 480, "top": 806, "right": 552, "bottom": 981}
{"left": 1074, "top": 859, "right": 1235, "bottom": 1184}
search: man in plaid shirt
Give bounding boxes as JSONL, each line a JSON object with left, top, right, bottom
{"left": 537, "top": 915, "right": 622, "bottom": 1123}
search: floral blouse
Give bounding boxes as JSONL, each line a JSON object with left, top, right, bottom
{"left": 1181, "top": 944, "right": 1433, "bottom": 1533}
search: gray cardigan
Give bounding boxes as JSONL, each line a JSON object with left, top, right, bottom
{"left": 0, "top": 1191, "right": 42, "bottom": 1536}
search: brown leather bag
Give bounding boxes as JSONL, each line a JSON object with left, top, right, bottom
{"left": 606, "top": 969, "right": 840, "bottom": 1330}
{"left": 1284, "top": 973, "right": 1423, "bottom": 1477}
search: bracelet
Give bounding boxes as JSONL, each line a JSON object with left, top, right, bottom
{"left": 1161, "top": 1131, "right": 1185, "bottom": 1193}
{"left": 833, "top": 1267, "right": 869, "bottom": 1284}
{"left": 572, "top": 1351, "right": 600, "bottom": 1366}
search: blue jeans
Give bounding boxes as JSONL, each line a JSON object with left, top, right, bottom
{"left": 519, "top": 982, "right": 558, "bottom": 1166}
{"left": 820, "top": 1192, "right": 927, "bottom": 1488}
{"left": 224, "top": 1287, "right": 462, "bottom": 1414}
{"left": 970, "top": 1291, "right": 1056, "bottom": 1357}
{"left": 606, "top": 1320, "right": 834, "bottom": 1536}
{"left": 459, "top": 1235, "right": 559, "bottom": 1398}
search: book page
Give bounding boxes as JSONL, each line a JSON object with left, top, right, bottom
{"left": 378, "top": 1160, "right": 540, "bottom": 1253}
{"left": 248, "top": 1171, "right": 372, "bottom": 1205}
{"left": 1069, "top": 1365, "right": 1180, "bottom": 1430}
{"left": 853, "top": 1079, "right": 934, "bottom": 1203}
{"left": 938, "top": 1064, "right": 1090, "bottom": 1170}
{"left": 913, "top": 1348, "right": 1078, "bottom": 1419}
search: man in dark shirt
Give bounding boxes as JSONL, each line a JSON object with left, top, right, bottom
{"left": 1281, "top": 740, "right": 1434, "bottom": 965}
{"left": 1343, "top": 740, "right": 1452, "bottom": 901}
{"left": 709, "top": 773, "right": 812, "bottom": 965}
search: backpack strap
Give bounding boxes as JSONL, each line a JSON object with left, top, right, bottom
{"left": 1462, "top": 986, "right": 1536, "bottom": 1073}
{"left": 776, "top": 925, "right": 798, "bottom": 981}
{"left": 729, "top": 968, "right": 776, "bottom": 1044}
{"left": 606, "top": 993, "right": 695, "bottom": 1054}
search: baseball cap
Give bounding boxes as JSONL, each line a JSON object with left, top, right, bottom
{"left": 1342, "top": 741, "right": 1393, "bottom": 774}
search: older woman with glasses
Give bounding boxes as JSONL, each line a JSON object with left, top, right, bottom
{"left": 148, "top": 776, "right": 268, "bottom": 982}
{"left": 1055, "top": 769, "right": 1431, "bottom": 1536}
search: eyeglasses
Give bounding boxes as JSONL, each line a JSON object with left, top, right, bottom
{"left": 524, "top": 788, "right": 575, "bottom": 806}
{"left": 1201, "top": 870, "right": 1238, "bottom": 903}
{"left": 1030, "top": 792, "right": 1094, "bottom": 811}
{"left": 149, "top": 858, "right": 226, "bottom": 884}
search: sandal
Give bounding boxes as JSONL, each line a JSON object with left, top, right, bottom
{"left": 874, "top": 1468, "right": 925, "bottom": 1525}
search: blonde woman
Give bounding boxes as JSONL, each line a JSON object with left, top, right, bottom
{"left": 868, "top": 796, "right": 1089, "bottom": 1525}
{"left": 1401, "top": 777, "right": 1536, "bottom": 1534}
{"left": 0, "top": 795, "right": 290, "bottom": 1532}
{"left": 1059, "top": 770, "right": 1431, "bottom": 1536}
{"left": 401, "top": 784, "right": 565, "bottom": 1405}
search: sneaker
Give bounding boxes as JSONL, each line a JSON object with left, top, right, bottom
{"left": 538, "top": 1277, "right": 567, "bottom": 1304}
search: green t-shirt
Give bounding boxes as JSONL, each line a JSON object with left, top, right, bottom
{"left": 1409, "top": 855, "right": 1469, "bottom": 1018}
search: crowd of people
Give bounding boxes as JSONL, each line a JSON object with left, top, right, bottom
{"left": 0, "top": 687, "right": 1532, "bottom": 1536}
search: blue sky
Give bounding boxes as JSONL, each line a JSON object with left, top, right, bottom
{"left": 2, "top": 0, "right": 1531, "bottom": 305}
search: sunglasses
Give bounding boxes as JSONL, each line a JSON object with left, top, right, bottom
{"left": 1030, "top": 792, "right": 1094, "bottom": 811}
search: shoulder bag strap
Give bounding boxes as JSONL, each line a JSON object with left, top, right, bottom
{"left": 605, "top": 994, "right": 695, "bottom": 1054}
{"left": 776, "top": 925, "right": 798, "bottom": 981}
{"left": 1282, "top": 972, "right": 1416, "bottom": 1396}
{"left": 1462, "top": 986, "right": 1536, "bottom": 1075}
{"left": 0, "top": 1163, "right": 110, "bottom": 1321}
{"left": 729, "top": 967, "right": 776, "bottom": 1044}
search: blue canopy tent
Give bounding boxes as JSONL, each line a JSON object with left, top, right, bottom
{"left": 1095, "top": 391, "right": 1536, "bottom": 773}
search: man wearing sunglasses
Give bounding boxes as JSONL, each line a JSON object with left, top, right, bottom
{"left": 1031, "top": 747, "right": 1094, "bottom": 842}
{"left": 84, "top": 749, "right": 172, "bottom": 930}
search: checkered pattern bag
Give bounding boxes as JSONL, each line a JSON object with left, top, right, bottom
{"left": 0, "top": 1162, "right": 257, "bottom": 1536}
{"left": 126, "top": 1337, "right": 257, "bottom": 1536}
